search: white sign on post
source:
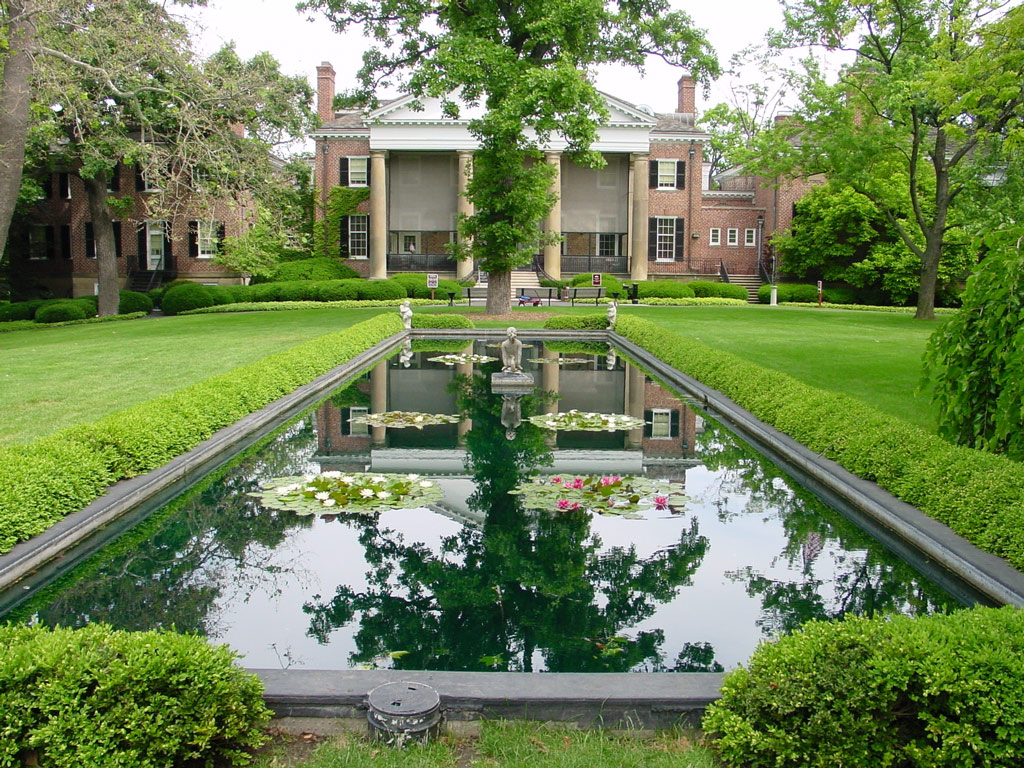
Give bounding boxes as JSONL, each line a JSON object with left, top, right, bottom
{"left": 592, "top": 273, "right": 602, "bottom": 287}
{"left": 427, "top": 273, "right": 439, "bottom": 289}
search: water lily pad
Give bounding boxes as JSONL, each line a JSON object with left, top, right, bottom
{"left": 427, "top": 353, "right": 499, "bottom": 365}
{"left": 528, "top": 357, "right": 592, "bottom": 365}
{"left": 349, "top": 411, "right": 461, "bottom": 429}
{"left": 250, "top": 472, "right": 444, "bottom": 516}
{"left": 527, "top": 409, "right": 645, "bottom": 432}
{"left": 510, "top": 474, "right": 688, "bottom": 518}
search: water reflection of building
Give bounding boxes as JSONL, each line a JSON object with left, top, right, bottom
{"left": 313, "top": 343, "right": 702, "bottom": 482}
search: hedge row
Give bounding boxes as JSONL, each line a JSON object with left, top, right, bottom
{"left": 0, "top": 312, "right": 146, "bottom": 334}
{"left": 757, "top": 282, "right": 856, "bottom": 304}
{"left": 612, "top": 314, "right": 1024, "bottom": 570}
{"left": 639, "top": 297, "right": 748, "bottom": 307}
{"left": 0, "top": 624, "right": 269, "bottom": 767}
{"left": 0, "top": 312, "right": 405, "bottom": 553}
{"left": 0, "top": 292, "right": 151, "bottom": 323}
{"left": 180, "top": 298, "right": 443, "bottom": 315}
{"left": 544, "top": 314, "right": 609, "bottom": 330}
{"left": 704, "top": 607, "right": 1024, "bottom": 768}
{"left": 780, "top": 301, "right": 957, "bottom": 315}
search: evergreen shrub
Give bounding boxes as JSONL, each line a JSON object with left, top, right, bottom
{"left": 704, "top": 607, "right": 1024, "bottom": 768}
{"left": 355, "top": 279, "right": 408, "bottom": 300}
{"left": 34, "top": 301, "right": 88, "bottom": 324}
{"left": 636, "top": 280, "right": 695, "bottom": 299}
{"left": 688, "top": 280, "right": 749, "bottom": 300}
{"left": 543, "top": 314, "right": 607, "bottom": 330}
{"left": 117, "top": 290, "right": 153, "bottom": 315}
{"left": 264, "top": 257, "right": 360, "bottom": 282}
{"left": 0, "top": 624, "right": 269, "bottom": 767}
{"left": 0, "top": 301, "right": 39, "bottom": 322}
{"left": 160, "top": 283, "right": 215, "bottom": 316}
{"left": 315, "top": 280, "right": 360, "bottom": 302}
{"left": 411, "top": 313, "right": 474, "bottom": 329}
{"left": 392, "top": 273, "right": 462, "bottom": 299}
{"left": 202, "top": 286, "right": 237, "bottom": 306}
{"left": 569, "top": 272, "right": 624, "bottom": 296}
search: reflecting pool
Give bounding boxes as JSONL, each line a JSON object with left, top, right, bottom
{"left": 4, "top": 340, "right": 964, "bottom": 672}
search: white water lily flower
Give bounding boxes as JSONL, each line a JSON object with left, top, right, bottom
{"left": 303, "top": 473, "right": 316, "bottom": 482}
{"left": 314, "top": 492, "right": 330, "bottom": 501}
{"left": 414, "top": 415, "right": 424, "bottom": 422}
{"left": 360, "top": 488, "right": 375, "bottom": 498}
{"left": 407, "top": 474, "right": 421, "bottom": 481}
{"left": 419, "top": 481, "right": 434, "bottom": 488}
{"left": 372, "top": 476, "right": 386, "bottom": 483}
{"left": 304, "top": 486, "right": 316, "bottom": 493}
{"left": 321, "top": 471, "right": 341, "bottom": 479}
{"left": 322, "top": 498, "right": 336, "bottom": 507}
{"left": 376, "top": 491, "right": 392, "bottom": 499}
{"left": 341, "top": 476, "right": 354, "bottom": 484}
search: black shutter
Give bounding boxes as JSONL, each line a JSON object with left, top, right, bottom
{"left": 59, "top": 173, "right": 71, "bottom": 199}
{"left": 676, "top": 161, "right": 686, "bottom": 189}
{"left": 163, "top": 221, "right": 172, "bottom": 261}
{"left": 137, "top": 226, "right": 147, "bottom": 270}
{"left": 217, "top": 222, "right": 226, "bottom": 247}
{"left": 649, "top": 162, "right": 658, "bottom": 189}
{"left": 60, "top": 225, "right": 71, "bottom": 259}
{"left": 670, "top": 409, "right": 680, "bottom": 438}
{"left": 188, "top": 221, "right": 199, "bottom": 257}
{"left": 44, "top": 175, "right": 54, "bottom": 199}
{"left": 366, "top": 157, "right": 372, "bottom": 187}
{"left": 108, "top": 165, "right": 121, "bottom": 193}
{"left": 648, "top": 217, "right": 657, "bottom": 260}
{"left": 674, "top": 218, "right": 685, "bottom": 261}
{"left": 339, "top": 215, "right": 349, "bottom": 257}
{"left": 112, "top": 221, "right": 122, "bottom": 258}
{"left": 341, "top": 407, "right": 351, "bottom": 436}
{"left": 643, "top": 410, "right": 653, "bottom": 438}
{"left": 45, "top": 226, "right": 56, "bottom": 259}
{"left": 339, "top": 157, "right": 349, "bottom": 186}
{"left": 135, "top": 167, "right": 146, "bottom": 191}
{"left": 85, "top": 222, "right": 95, "bottom": 258}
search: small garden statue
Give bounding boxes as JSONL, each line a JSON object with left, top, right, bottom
{"left": 606, "top": 344, "right": 617, "bottom": 370}
{"left": 399, "top": 300, "right": 413, "bottom": 330}
{"left": 607, "top": 300, "right": 617, "bottom": 329}
{"left": 500, "top": 326, "right": 523, "bottom": 373}
{"left": 501, "top": 394, "right": 522, "bottom": 440}
{"left": 399, "top": 339, "right": 413, "bottom": 368}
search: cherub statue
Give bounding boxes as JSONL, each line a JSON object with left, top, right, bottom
{"left": 399, "top": 300, "right": 413, "bottom": 330}
{"left": 607, "top": 300, "right": 618, "bottom": 329}
{"left": 500, "top": 326, "right": 523, "bottom": 373}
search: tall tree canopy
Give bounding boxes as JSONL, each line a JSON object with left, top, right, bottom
{"left": 745, "top": 0, "right": 1024, "bottom": 319}
{"left": 301, "top": 0, "right": 718, "bottom": 313}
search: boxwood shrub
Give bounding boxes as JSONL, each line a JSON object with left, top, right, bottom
{"left": 0, "top": 300, "right": 42, "bottom": 322}
{"left": 356, "top": 279, "right": 408, "bottom": 300}
{"left": 687, "top": 280, "right": 749, "bottom": 300}
{"left": 569, "top": 272, "right": 624, "bottom": 296}
{"left": 161, "top": 283, "right": 215, "bottom": 316}
{"left": 392, "top": 272, "right": 462, "bottom": 299}
{"left": 613, "top": 314, "right": 1024, "bottom": 570}
{"left": 544, "top": 313, "right": 608, "bottom": 330}
{"left": 0, "top": 624, "right": 269, "bottom": 767}
{"left": 316, "top": 280, "right": 360, "bottom": 302}
{"left": 263, "top": 256, "right": 360, "bottom": 283}
{"left": 411, "top": 312, "right": 474, "bottom": 329}
{"left": 35, "top": 301, "right": 89, "bottom": 323}
{"left": 704, "top": 607, "right": 1024, "bottom": 768}
{"left": 117, "top": 290, "right": 153, "bottom": 315}
{"left": 636, "top": 280, "right": 695, "bottom": 299}
{"left": 757, "top": 283, "right": 859, "bottom": 305}
{"left": 0, "top": 312, "right": 404, "bottom": 553}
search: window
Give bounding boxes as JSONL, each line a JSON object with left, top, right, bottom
{"left": 650, "top": 409, "right": 672, "bottom": 439}
{"left": 598, "top": 233, "right": 619, "bottom": 257}
{"left": 744, "top": 228, "right": 756, "bottom": 247}
{"left": 656, "top": 217, "right": 675, "bottom": 261}
{"left": 349, "top": 406, "right": 369, "bottom": 437}
{"left": 657, "top": 160, "right": 677, "bottom": 188}
{"left": 146, "top": 220, "right": 166, "bottom": 269}
{"left": 59, "top": 173, "right": 71, "bottom": 200}
{"left": 709, "top": 228, "right": 721, "bottom": 246}
{"left": 349, "top": 214, "right": 368, "bottom": 257}
{"left": 727, "top": 228, "right": 739, "bottom": 246}
{"left": 28, "top": 225, "right": 54, "bottom": 260}
{"left": 198, "top": 220, "right": 219, "bottom": 258}
{"left": 348, "top": 156, "right": 368, "bottom": 186}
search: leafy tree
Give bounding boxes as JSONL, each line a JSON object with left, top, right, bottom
{"left": 746, "top": 0, "right": 1024, "bottom": 319}
{"left": 300, "top": 0, "right": 717, "bottom": 314}
{"left": 773, "top": 181, "right": 971, "bottom": 305}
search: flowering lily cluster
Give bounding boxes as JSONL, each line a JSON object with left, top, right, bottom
{"left": 527, "top": 409, "right": 645, "bottom": 432}
{"left": 348, "top": 410, "right": 461, "bottom": 429}
{"left": 427, "top": 353, "right": 498, "bottom": 366}
{"left": 510, "top": 474, "right": 687, "bottom": 518}
{"left": 529, "top": 357, "right": 592, "bottom": 366}
{"left": 250, "top": 471, "right": 444, "bottom": 516}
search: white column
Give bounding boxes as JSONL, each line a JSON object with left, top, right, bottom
{"left": 630, "top": 153, "right": 649, "bottom": 281}
{"left": 456, "top": 151, "right": 474, "bottom": 281}
{"left": 543, "top": 152, "right": 562, "bottom": 280}
{"left": 369, "top": 150, "right": 387, "bottom": 280}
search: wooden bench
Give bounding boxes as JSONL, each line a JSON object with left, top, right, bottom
{"left": 563, "top": 286, "right": 606, "bottom": 306}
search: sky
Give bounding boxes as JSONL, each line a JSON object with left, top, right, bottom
{"left": 179, "top": 0, "right": 794, "bottom": 120}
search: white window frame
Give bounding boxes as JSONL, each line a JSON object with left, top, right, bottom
{"left": 727, "top": 228, "right": 739, "bottom": 246}
{"left": 709, "top": 228, "right": 721, "bottom": 246}
{"left": 348, "top": 156, "right": 369, "bottom": 187}
{"left": 28, "top": 225, "right": 51, "bottom": 260}
{"left": 657, "top": 159, "right": 678, "bottom": 189}
{"left": 744, "top": 228, "right": 757, "bottom": 247}
{"left": 650, "top": 408, "right": 672, "bottom": 439}
{"left": 349, "top": 213, "right": 369, "bottom": 258}
{"left": 597, "top": 233, "right": 619, "bottom": 257}
{"left": 146, "top": 220, "right": 166, "bottom": 270}
{"left": 197, "top": 220, "right": 219, "bottom": 259}
{"left": 655, "top": 216, "right": 675, "bottom": 261}
{"left": 349, "top": 406, "right": 369, "bottom": 436}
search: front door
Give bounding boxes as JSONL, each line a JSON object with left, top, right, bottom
{"left": 147, "top": 221, "right": 165, "bottom": 270}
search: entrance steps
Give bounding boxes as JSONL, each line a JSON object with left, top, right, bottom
{"left": 728, "top": 274, "right": 763, "bottom": 303}
{"left": 509, "top": 271, "right": 542, "bottom": 298}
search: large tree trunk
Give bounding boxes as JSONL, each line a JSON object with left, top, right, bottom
{"left": 486, "top": 269, "right": 512, "bottom": 314}
{"left": 915, "top": 239, "right": 941, "bottom": 320}
{"left": 0, "top": 0, "right": 37, "bottom": 263}
{"left": 82, "top": 172, "right": 120, "bottom": 316}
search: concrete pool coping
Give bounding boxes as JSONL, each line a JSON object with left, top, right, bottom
{"left": 3, "top": 326, "right": 1024, "bottom": 729}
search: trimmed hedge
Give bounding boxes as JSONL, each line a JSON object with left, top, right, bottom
{"left": 636, "top": 280, "right": 695, "bottom": 299}
{"left": 544, "top": 313, "right": 608, "bottom": 330}
{"left": 0, "top": 313, "right": 147, "bottom": 334}
{"left": 0, "top": 624, "right": 269, "bottom": 767}
{"left": 268, "top": 256, "right": 360, "bottom": 282}
{"left": 638, "top": 297, "right": 747, "bottom": 307}
{"left": 613, "top": 314, "right": 1024, "bottom": 570}
{"left": 0, "top": 313, "right": 404, "bottom": 553}
{"left": 758, "top": 283, "right": 859, "bottom": 305}
{"left": 117, "top": 290, "right": 153, "bottom": 315}
{"left": 34, "top": 301, "right": 89, "bottom": 324}
{"left": 687, "top": 280, "right": 749, "bottom": 300}
{"left": 411, "top": 312, "right": 474, "bottom": 329}
{"left": 392, "top": 272, "right": 462, "bottom": 299}
{"left": 180, "top": 299, "right": 441, "bottom": 314}
{"left": 0, "top": 300, "right": 43, "bottom": 322}
{"left": 161, "top": 283, "right": 215, "bottom": 316}
{"left": 570, "top": 272, "right": 624, "bottom": 296}
{"left": 704, "top": 607, "right": 1024, "bottom": 768}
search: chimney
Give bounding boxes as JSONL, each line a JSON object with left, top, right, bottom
{"left": 677, "top": 74, "right": 696, "bottom": 116}
{"left": 316, "top": 61, "right": 336, "bottom": 123}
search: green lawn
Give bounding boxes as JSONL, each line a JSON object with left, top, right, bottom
{"left": 0, "top": 303, "right": 943, "bottom": 445}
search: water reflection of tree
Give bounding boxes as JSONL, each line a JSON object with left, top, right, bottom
{"left": 303, "top": 368, "right": 713, "bottom": 672}
{"left": 20, "top": 420, "right": 321, "bottom": 634}
{"left": 695, "top": 420, "right": 959, "bottom": 636}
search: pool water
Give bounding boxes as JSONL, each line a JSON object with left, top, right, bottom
{"left": 6, "top": 340, "right": 962, "bottom": 672}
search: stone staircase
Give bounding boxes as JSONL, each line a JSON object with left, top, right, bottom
{"left": 509, "top": 271, "right": 542, "bottom": 298}
{"left": 728, "top": 274, "right": 763, "bottom": 303}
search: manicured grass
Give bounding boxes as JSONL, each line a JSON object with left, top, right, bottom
{"left": 255, "top": 723, "right": 718, "bottom": 767}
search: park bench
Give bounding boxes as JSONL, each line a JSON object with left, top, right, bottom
{"left": 463, "top": 286, "right": 488, "bottom": 305}
{"left": 563, "top": 286, "right": 606, "bottom": 306}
